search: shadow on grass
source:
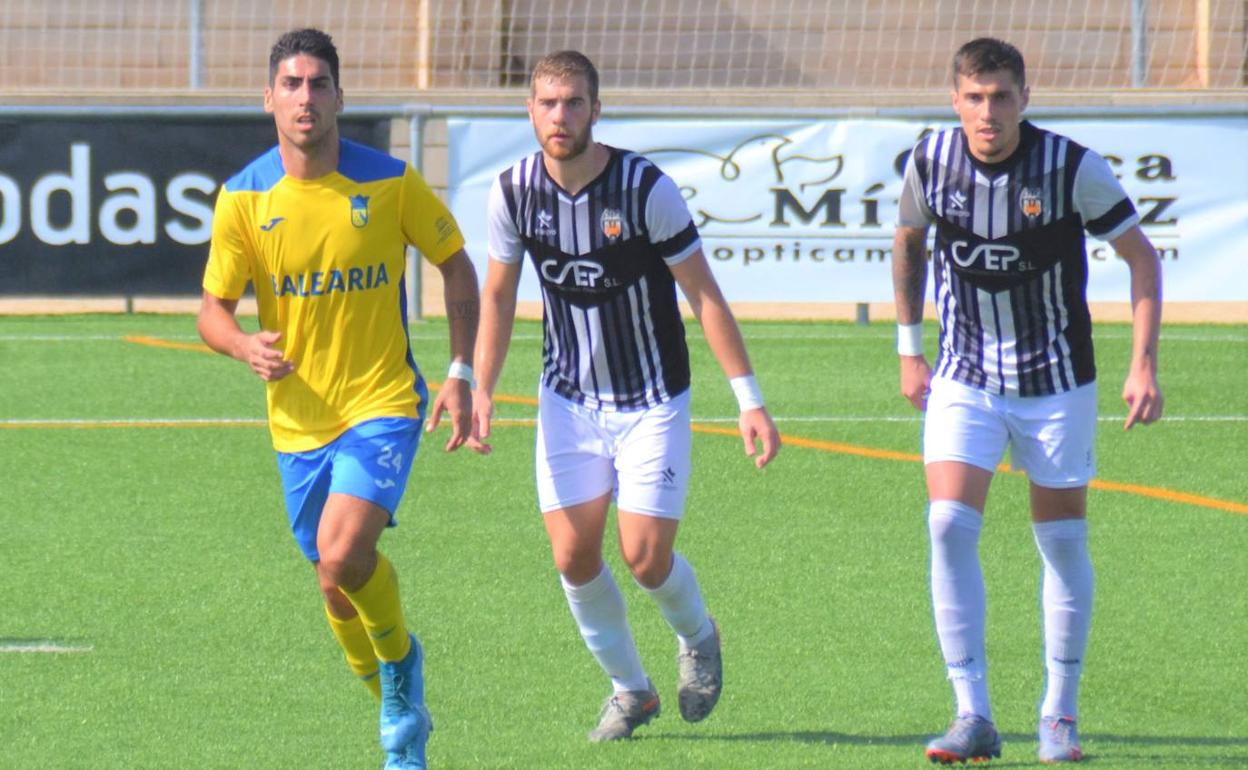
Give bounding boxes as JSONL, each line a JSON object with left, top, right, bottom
{"left": 646, "top": 728, "right": 1248, "bottom": 766}
{"left": 649, "top": 730, "right": 1248, "bottom": 749}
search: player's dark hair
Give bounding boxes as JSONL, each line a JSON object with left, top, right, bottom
{"left": 531, "top": 50, "right": 599, "bottom": 102}
{"left": 270, "top": 28, "right": 340, "bottom": 88}
{"left": 952, "top": 37, "right": 1025, "bottom": 88}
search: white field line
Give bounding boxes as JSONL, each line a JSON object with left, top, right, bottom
{"left": 1, "top": 418, "right": 266, "bottom": 426}
{"left": 0, "top": 641, "right": 94, "bottom": 654}
{"left": 3, "top": 415, "right": 1245, "bottom": 428}
{"left": 707, "top": 415, "right": 1247, "bottom": 423}
{"left": 2, "top": 331, "right": 1246, "bottom": 343}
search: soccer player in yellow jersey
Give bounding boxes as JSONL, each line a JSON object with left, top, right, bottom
{"left": 197, "top": 28, "right": 478, "bottom": 770}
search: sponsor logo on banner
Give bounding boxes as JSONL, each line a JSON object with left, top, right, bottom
{"left": 448, "top": 117, "right": 1241, "bottom": 302}
{"left": 0, "top": 117, "right": 388, "bottom": 295}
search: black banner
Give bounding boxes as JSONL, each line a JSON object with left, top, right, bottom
{"left": 0, "top": 117, "right": 389, "bottom": 295}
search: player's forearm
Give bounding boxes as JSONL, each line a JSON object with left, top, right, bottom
{"left": 474, "top": 282, "right": 518, "bottom": 396}
{"left": 439, "top": 253, "right": 480, "bottom": 367}
{"left": 196, "top": 294, "right": 247, "bottom": 361}
{"left": 1129, "top": 262, "right": 1162, "bottom": 376}
{"left": 892, "top": 227, "right": 928, "bottom": 325}
{"left": 1117, "top": 229, "right": 1163, "bottom": 376}
{"left": 697, "top": 291, "right": 754, "bottom": 380}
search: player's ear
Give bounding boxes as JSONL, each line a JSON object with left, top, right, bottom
{"left": 591, "top": 99, "right": 601, "bottom": 125}
{"left": 1019, "top": 84, "right": 1030, "bottom": 113}
{"left": 263, "top": 86, "right": 275, "bottom": 114}
{"left": 336, "top": 88, "right": 344, "bottom": 113}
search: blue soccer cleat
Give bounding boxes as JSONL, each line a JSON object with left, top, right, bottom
{"left": 378, "top": 634, "right": 432, "bottom": 761}
{"left": 1038, "top": 715, "right": 1083, "bottom": 763}
{"left": 384, "top": 739, "right": 431, "bottom": 770}
{"left": 925, "top": 714, "right": 1002, "bottom": 764}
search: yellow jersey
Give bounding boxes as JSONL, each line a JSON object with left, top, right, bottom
{"left": 203, "top": 139, "right": 465, "bottom": 452}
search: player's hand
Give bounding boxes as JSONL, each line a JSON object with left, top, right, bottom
{"left": 240, "top": 330, "right": 294, "bottom": 382}
{"left": 1122, "top": 367, "right": 1163, "bottom": 430}
{"left": 899, "top": 355, "right": 932, "bottom": 411}
{"left": 466, "top": 390, "right": 494, "bottom": 455}
{"left": 426, "top": 377, "right": 473, "bottom": 451}
{"left": 739, "top": 407, "right": 780, "bottom": 469}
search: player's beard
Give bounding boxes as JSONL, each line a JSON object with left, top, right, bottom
{"left": 542, "top": 125, "right": 591, "bottom": 161}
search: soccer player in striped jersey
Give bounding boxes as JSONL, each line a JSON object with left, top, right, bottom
{"left": 892, "top": 38, "right": 1163, "bottom": 765}
{"left": 197, "top": 29, "right": 478, "bottom": 770}
{"left": 471, "top": 50, "right": 780, "bottom": 742}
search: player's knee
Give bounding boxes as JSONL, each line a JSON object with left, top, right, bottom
{"left": 620, "top": 546, "right": 670, "bottom": 589}
{"left": 317, "top": 551, "right": 371, "bottom": 592}
{"left": 319, "top": 579, "right": 354, "bottom": 615}
{"left": 928, "top": 500, "right": 983, "bottom": 544}
{"left": 551, "top": 544, "right": 602, "bottom": 584}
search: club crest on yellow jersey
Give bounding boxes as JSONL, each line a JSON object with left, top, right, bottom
{"left": 350, "top": 195, "right": 370, "bottom": 228}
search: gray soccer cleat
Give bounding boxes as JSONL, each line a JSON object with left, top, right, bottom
{"left": 925, "top": 714, "right": 1002, "bottom": 764}
{"left": 587, "top": 682, "right": 661, "bottom": 742}
{"left": 1038, "top": 715, "right": 1083, "bottom": 763}
{"left": 677, "top": 617, "right": 722, "bottom": 722}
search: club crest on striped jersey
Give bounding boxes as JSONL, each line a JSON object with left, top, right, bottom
{"left": 350, "top": 195, "right": 370, "bottom": 228}
{"left": 600, "top": 208, "right": 623, "bottom": 241}
{"left": 1020, "top": 187, "right": 1043, "bottom": 219}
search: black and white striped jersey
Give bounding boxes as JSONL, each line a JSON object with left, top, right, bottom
{"left": 487, "top": 146, "right": 701, "bottom": 411}
{"left": 899, "top": 121, "right": 1139, "bottom": 396}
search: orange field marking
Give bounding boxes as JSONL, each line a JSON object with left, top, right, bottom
{"left": 123, "top": 335, "right": 212, "bottom": 353}
{"left": 110, "top": 334, "right": 1248, "bottom": 516}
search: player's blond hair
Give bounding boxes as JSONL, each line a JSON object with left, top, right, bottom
{"left": 531, "top": 50, "right": 599, "bottom": 102}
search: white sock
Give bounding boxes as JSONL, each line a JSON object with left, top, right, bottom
{"left": 1033, "top": 518, "right": 1093, "bottom": 719}
{"left": 929, "top": 500, "right": 992, "bottom": 721}
{"left": 639, "top": 553, "right": 714, "bottom": 650}
{"left": 561, "top": 566, "right": 650, "bottom": 693}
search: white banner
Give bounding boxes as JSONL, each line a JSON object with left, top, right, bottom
{"left": 448, "top": 115, "right": 1248, "bottom": 303}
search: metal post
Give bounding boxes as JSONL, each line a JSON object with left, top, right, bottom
{"left": 189, "top": 0, "right": 204, "bottom": 89}
{"left": 407, "top": 114, "right": 425, "bottom": 321}
{"left": 855, "top": 302, "right": 869, "bottom": 325}
{"left": 1131, "top": 0, "right": 1148, "bottom": 87}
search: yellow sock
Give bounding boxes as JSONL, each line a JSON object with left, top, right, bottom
{"left": 342, "top": 552, "right": 413, "bottom": 663}
{"left": 324, "top": 603, "right": 382, "bottom": 700}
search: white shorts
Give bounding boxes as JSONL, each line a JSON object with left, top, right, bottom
{"left": 923, "top": 378, "right": 1097, "bottom": 489}
{"left": 535, "top": 386, "right": 692, "bottom": 518}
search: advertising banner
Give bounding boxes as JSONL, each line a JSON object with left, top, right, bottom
{"left": 0, "top": 118, "right": 388, "bottom": 295}
{"left": 448, "top": 116, "right": 1248, "bottom": 303}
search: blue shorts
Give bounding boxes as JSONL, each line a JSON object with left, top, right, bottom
{"left": 276, "top": 416, "right": 423, "bottom": 562}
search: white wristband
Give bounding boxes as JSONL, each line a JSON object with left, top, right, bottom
{"left": 897, "top": 323, "right": 924, "bottom": 357}
{"left": 446, "top": 361, "right": 475, "bottom": 388}
{"left": 729, "top": 374, "right": 765, "bottom": 412}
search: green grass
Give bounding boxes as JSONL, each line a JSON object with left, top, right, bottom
{"left": 1, "top": 314, "right": 1245, "bottom": 769}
